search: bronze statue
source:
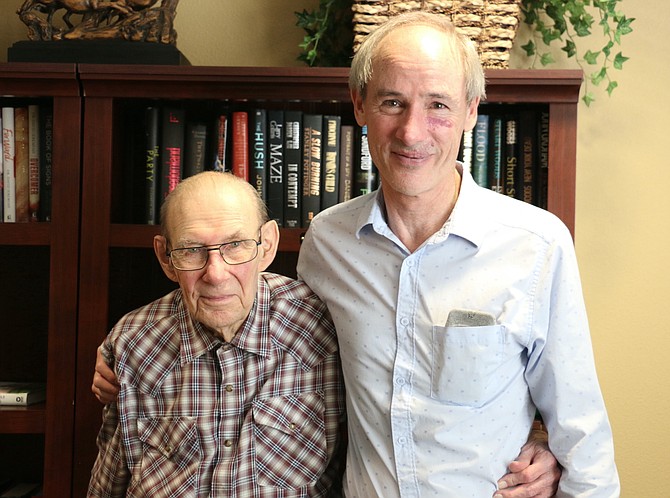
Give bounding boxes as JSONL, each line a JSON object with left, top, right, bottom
{"left": 17, "top": 0, "right": 180, "bottom": 44}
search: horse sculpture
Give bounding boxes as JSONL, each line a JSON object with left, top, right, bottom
{"left": 17, "top": 0, "right": 178, "bottom": 43}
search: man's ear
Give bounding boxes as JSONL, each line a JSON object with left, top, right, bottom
{"left": 154, "top": 235, "right": 179, "bottom": 283}
{"left": 258, "top": 220, "right": 279, "bottom": 272}
{"left": 463, "top": 96, "right": 481, "bottom": 132}
{"left": 351, "top": 88, "right": 366, "bottom": 127}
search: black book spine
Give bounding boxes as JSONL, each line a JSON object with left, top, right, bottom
{"left": 302, "top": 113, "right": 322, "bottom": 227}
{"left": 144, "top": 106, "right": 160, "bottom": 225}
{"left": 283, "top": 110, "right": 302, "bottom": 228}
{"left": 267, "top": 109, "right": 284, "bottom": 226}
{"left": 250, "top": 108, "right": 267, "bottom": 202}
{"left": 321, "top": 115, "right": 340, "bottom": 211}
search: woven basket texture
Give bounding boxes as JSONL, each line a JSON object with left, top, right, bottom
{"left": 352, "top": 0, "right": 521, "bottom": 68}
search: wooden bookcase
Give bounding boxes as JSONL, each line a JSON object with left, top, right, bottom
{"left": 0, "top": 63, "right": 81, "bottom": 498}
{"left": 0, "top": 64, "right": 581, "bottom": 497}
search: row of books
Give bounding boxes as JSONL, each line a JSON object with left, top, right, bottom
{"left": 0, "top": 104, "right": 53, "bottom": 223}
{"left": 460, "top": 106, "right": 550, "bottom": 210}
{"left": 139, "top": 105, "right": 379, "bottom": 228}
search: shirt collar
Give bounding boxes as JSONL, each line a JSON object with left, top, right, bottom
{"left": 353, "top": 163, "right": 492, "bottom": 249}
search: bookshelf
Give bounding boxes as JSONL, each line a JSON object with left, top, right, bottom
{"left": 0, "top": 63, "right": 81, "bottom": 497}
{"left": 1, "top": 64, "right": 581, "bottom": 497}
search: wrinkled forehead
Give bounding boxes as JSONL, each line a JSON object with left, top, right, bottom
{"left": 166, "top": 182, "right": 259, "bottom": 242}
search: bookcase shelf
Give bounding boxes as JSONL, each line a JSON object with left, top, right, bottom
{"left": 2, "top": 63, "right": 582, "bottom": 497}
{"left": 0, "top": 63, "right": 81, "bottom": 498}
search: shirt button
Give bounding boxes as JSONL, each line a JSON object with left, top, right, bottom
{"left": 225, "top": 384, "right": 233, "bottom": 392}
{"left": 288, "top": 422, "right": 297, "bottom": 430}
{"left": 224, "top": 440, "right": 233, "bottom": 448}
{"left": 400, "top": 317, "right": 410, "bottom": 326}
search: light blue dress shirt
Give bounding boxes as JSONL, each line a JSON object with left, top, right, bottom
{"left": 297, "top": 165, "right": 619, "bottom": 497}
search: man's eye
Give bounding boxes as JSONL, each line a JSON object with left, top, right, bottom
{"left": 381, "top": 99, "right": 401, "bottom": 108}
{"left": 228, "top": 241, "right": 242, "bottom": 249}
{"left": 184, "top": 247, "right": 203, "bottom": 254}
{"left": 430, "top": 102, "right": 448, "bottom": 110}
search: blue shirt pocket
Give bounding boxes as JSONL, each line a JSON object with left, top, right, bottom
{"left": 430, "top": 324, "right": 507, "bottom": 408}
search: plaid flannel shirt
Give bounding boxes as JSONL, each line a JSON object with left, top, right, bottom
{"left": 88, "top": 273, "right": 346, "bottom": 498}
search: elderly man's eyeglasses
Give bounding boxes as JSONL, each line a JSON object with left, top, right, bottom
{"left": 167, "top": 237, "right": 261, "bottom": 271}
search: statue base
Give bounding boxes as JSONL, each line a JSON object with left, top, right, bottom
{"left": 8, "top": 40, "right": 189, "bottom": 65}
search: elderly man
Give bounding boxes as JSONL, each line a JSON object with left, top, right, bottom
{"left": 88, "top": 171, "right": 345, "bottom": 497}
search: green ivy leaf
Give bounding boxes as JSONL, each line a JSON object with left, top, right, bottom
{"left": 584, "top": 49, "right": 600, "bottom": 65}
{"left": 582, "top": 92, "right": 595, "bottom": 106}
{"left": 613, "top": 52, "right": 629, "bottom": 69}
{"left": 591, "top": 67, "right": 607, "bottom": 86}
{"left": 562, "top": 39, "right": 577, "bottom": 58}
{"left": 606, "top": 81, "right": 618, "bottom": 96}
{"left": 540, "top": 53, "right": 555, "bottom": 66}
{"left": 521, "top": 41, "right": 536, "bottom": 57}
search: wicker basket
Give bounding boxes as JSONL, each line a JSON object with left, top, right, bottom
{"left": 352, "top": 0, "right": 521, "bottom": 68}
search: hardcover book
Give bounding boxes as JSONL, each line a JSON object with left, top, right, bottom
{"left": 38, "top": 105, "right": 53, "bottom": 222}
{"left": 159, "top": 106, "right": 185, "bottom": 203}
{"left": 0, "top": 382, "right": 46, "bottom": 406}
{"left": 338, "top": 124, "right": 354, "bottom": 203}
{"left": 232, "top": 111, "right": 249, "bottom": 181}
{"left": 302, "top": 113, "right": 323, "bottom": 227}
{"left": 354, "top": 125, "right": 377, "bottom": 197}
{"left": 211, "top": 112, "right": 229, "bottom": 172}
{"left": 14, "top": 107, "right": 30, "bottom": 223}
{"left": 487, "top": 113, "right": 504, "bottom": 194}
{"left": 518, "top": 108, "right": 538, "bottom": 206}
{"left": 267, "top": 109, "right": 284, "bottom": 226}
{"left": 2, "top": 107, "right": 16, "bottom": 222}
{"left": 250, "top": 108, "right": 267, "bottom": 202}
{"left": 504, "top": 114, "right": 519, "bottom": 199}
{"left": 537, "top": 110, "right": 550, "bottom": 209}
{"left": 321, "top": 115, "right": 340, "bottom": 211}
{"left": 28, "top": 104, "right": 40, "bottom": 222}
{"left": 283, "top": 110, "right": 302, "bottom": 228}
{"left": 144, "top": 106, "right": 160, "bottom": 225}
{"left": 472, "top": 113, "right": 489, "bottom": 188}
{"left": 184, "top": 121, "right": 207, "bottom": 179}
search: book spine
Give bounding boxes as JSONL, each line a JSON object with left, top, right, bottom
{"left": 232, "top": 111, "right": 249, "bottom": 181}
{"left": 472, "top": 114, "right": 489, "bottom": 188}
{"left": 212, "top": 112, "right": 229, "bottom": 172}
{"left": 302, "top": 113, "right": 323, "bottom": 227}
{"left": 354, "top": 125, "right": 376, "bottom": 197}
{"left": 487, "top": 114, "right": 504, "bottom": 194}
{"left": 2, "top": 107, "right": 16, "bottom": 222}
{"left": 518, "top": 109, "right": 538, "bottom": 205}
{"left": 537, "top": 110, "right": 550, "bottom": 210}
{"left": 250, "top": 108, "right": 267, "bottom": 202}
{"left": 0, "top": 113, "right": 3, "bottom": 221}
{"left": 338, "top": 124, "right": 354, "bottom": 203}
{"left": 283, "top": 110, "right": 302, "bottom": 228}
{"left": 0, "top": 392, "right": 32, "bottom": 406}
{"left": 321, "top": 115, "right": 340, "bottom": 211}
{"left": 184, "top": 121, "right": 207, "bottom": 179}
{"left": 28, "top": 104, "right": 40, "bottom": 222}
{"left": 504, "top": 114, "right": 518, "bottom": 199}
{"left": 159, "top": 107, "right": 185, "bottom": 203}
{"left": 144, "top": 106, "right": 160, "bottom": 225}
{"left": 38, "top": 106, "right": 53, "bottom": 222}
{"left": 14, "top": 107, "right": 30, "bottom": 222}
{"left": 460, "top": 129, "right": 473, "bottom": 173}
{"left": 267, "top": 109, "right": 284, "bottom": 226}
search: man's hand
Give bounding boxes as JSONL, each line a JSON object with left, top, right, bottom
{"left": 493, "top": 430, "right": 561, "bottom": 498}
{"left": 91, "top": 346, "right": 120, "bottom": 404}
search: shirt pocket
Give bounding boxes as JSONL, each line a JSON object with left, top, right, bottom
{"left": 134, "top": 416, "right": 201, "bottom": 496}
{"left": 431, "top": 324, "right": 507, "bottom": 408}
{"left": 252, "top": 392, "right": 327, "bottom": 489}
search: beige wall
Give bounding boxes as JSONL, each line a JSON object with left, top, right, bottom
{"left": 1, "top": 0, "right": 667, "bottom": 495}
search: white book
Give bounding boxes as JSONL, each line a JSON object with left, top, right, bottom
{"left": 0, "top": 382, "right": 46, "bottom": 406}
{"left": 2, "top": 107, "right": 16, "bottom": 223}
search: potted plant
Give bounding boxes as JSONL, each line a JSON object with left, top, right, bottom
{"left": 296, "top": 0, "right": 634, "bottom": 105}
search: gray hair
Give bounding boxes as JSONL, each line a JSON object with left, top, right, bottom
{"left": 349, "top": 11, "right": 486, "bottom": 105}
